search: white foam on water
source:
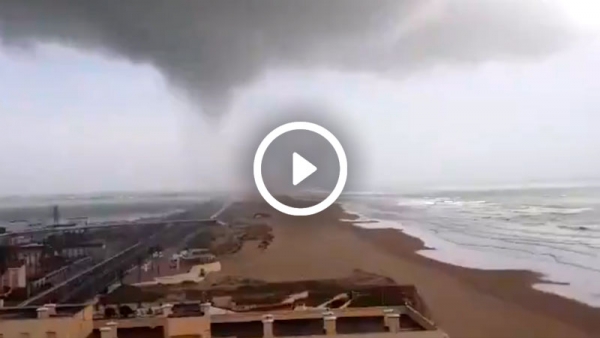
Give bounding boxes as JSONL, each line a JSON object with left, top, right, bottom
{"left": 396, "top": 198, "right": 437, "bottom": 207}
{"left": 340, "top": 202, "right": 600, "bottom": 308}
{"left": 513, "top": 206, "right": 594, "bottom": 216}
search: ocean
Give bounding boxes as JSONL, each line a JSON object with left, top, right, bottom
{"left": 341, "top": 187, "right": 600, "bottom": 308}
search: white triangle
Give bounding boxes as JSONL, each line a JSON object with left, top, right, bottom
{"left": 293, "top": 152, "right": 317, "bottom": 186}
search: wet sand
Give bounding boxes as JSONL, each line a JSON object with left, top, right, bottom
{"left": 213, "top": 201, "right": 600, "bottom": 338}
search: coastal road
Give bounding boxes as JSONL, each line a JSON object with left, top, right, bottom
{"left": 18, "top": 200, "right": 229, "bottom": 306}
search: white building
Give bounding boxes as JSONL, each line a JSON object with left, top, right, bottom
{"left": 1, "top": 260, "right": 27, "bottom": 289}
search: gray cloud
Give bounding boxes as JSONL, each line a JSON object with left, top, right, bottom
{"left": 232, "top": 102, "right": 362, "bottom": 195}
{"left": 0, "top": 0, "right": 575, "bottom": 117}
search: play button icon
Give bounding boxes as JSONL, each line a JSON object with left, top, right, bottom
{"left": 254, "top": 122, "right": 348, "bottom": 216}
{"left": 292, "top": 152, "right": 317, "bottom": 186}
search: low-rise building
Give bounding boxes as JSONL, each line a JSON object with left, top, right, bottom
{"left": 0, "top": 304, "right": 95, "bottom": 338}
{"left": 1, "top": 260, "right": 26, "bottom": 289}
{"left": 0, "top": 281, "right": 449, "bottom": 338}
{"left": 0, "top": 301, "right": 448, "bottom": 338}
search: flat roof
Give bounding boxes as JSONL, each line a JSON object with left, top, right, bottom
{"left": 0, "top": 304, "right": 87, "bottom": 320}
{"left": 200, "top": 284, "right": 424, "bottom": 313}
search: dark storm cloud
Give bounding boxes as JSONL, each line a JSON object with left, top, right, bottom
{"left": 235, "top": 103, "right": 361, "bottom": 195}
{"left": 0, "top": 0, "right": 574, "bottom": 117}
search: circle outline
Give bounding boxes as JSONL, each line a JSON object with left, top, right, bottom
{"left": 253, "top": 122, "right": 348, "bottom": 216}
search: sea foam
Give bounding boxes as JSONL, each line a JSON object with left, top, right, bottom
{"left": 340, "top": 192, "right": 600, "bottom": 308}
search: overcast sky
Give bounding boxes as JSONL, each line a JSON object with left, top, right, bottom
{"left": 0, "top": 0, "right": 599, "bottom": 195}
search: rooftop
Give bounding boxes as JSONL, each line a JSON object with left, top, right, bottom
{"left": 104, "top": 272, "right": 433, "bottom": 323}
{"left": 101, "top": 285, "right": 163, "bottom": 304}
{"left": 90, "top": 304, "right": 444, "bottom": 338}
{"left": 0, "top": 297, "right": 446, "bottom": 338}
{"left": 0, "top": 304, "right": 86, "bottom": 320}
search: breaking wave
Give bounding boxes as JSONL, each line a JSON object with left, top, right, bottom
{"left": 342, "top": 187, "right": 600, "bottom": 307}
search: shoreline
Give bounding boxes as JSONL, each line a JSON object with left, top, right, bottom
{"left": 214, "top": 200, "right": 599, "bottom": 338}
{"left": 339, "top": 208, "right": 600, "bottom": 337}
{"left": 340, "top": 204, "right": 600, "bottom": 309}
{"left": 340, "top": 204, "right": 600, "bottom": 308}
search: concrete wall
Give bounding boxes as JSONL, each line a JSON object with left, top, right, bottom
{"left": 1, "top": 265, "right": 27, "bottom": 288}
{"left": 165, "top": 316, "right": 210, "bottom": 338}
{"left": 134, "top": 261, "right": 221, "bottom": 286}
{"left": 72, "top": 306, "right": 95, "bottom": 338}
{"left": 17, "top": 250, "right": 41, "bottom": 274}
{"left": 95, "top": 316, "right": 209, "bottom": 338}
{"left": 95, "top": 316, "right": 167, "bottom": 329}
{"left": 0, "top": 316, "right": 70, "bottom": 338}
{"left": 88, "top": 305, "right": 448, "bottom": 338}
{"left": 0, "top": 305, "right": 94, "bottom": 338}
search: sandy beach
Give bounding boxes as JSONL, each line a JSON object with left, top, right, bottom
{"left": 212, "top": 200, "right": 600, "bottom": 338}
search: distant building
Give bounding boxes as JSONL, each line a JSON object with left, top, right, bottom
{"left": 29, "top": 256, "right": 93, "bottom": 293}
{"left": 1, "top": 260, "right": 26, "bottom": 289}
{"left": 180, "top": 248, "right": 217, "bottom": 264}
{"left": 10, "top": 236, "right": 32, "bottom": 246}
{"left": 16, "top": 241, "right": 105, "bottom": 274}
{"left": 16, "top": 244, "right": 44, "bottom": 273}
